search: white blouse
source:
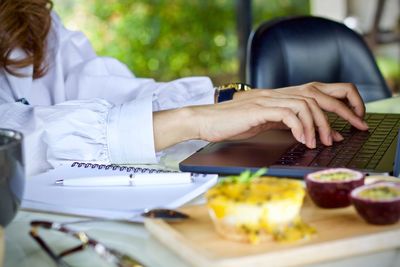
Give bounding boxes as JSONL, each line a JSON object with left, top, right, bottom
{"left": 0, "top": 13, "right": 215, "bottom": 176}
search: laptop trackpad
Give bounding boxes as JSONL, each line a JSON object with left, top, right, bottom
{"left": 184, "top": 130, "right": 297, "bottom": 168}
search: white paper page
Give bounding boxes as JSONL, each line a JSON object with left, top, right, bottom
{"left": 22, "top": 199, "right": 140, "bottom": 221}
{"left": 22, "top": 165, "right": 217, "bottom": 221}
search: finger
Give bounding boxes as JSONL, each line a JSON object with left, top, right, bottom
{"left": 300, "top": 85, "right": 369, "bottom": 131}
{"left": 324, "top": 97, "right": 368, "bottom": 130}
{"left": 317, "top": 82, "right": 366, "bottom": 117}
{"left": 332, "top": 129, "right": 344, "bottom": 142}
{"left": 253, "top": 97, "right": 316, "bottom": 148}
{"left": 292, "top": 99, "right": 316, "bottom": 148}
{"left": 261, "top": 92, "right": 333, "bottom": 146}
{"left": 259, "top": 107, "right": 306, "bottom": 145}
{"left": 301, "top": 97, "right": 332, "bottom": 146}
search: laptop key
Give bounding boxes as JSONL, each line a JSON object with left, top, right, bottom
{"left": 289, "top": 154, "right": 317, "bottom": 166}
{"left": 273, "top": 113, "right": 400, "bottom": 171}
{"left": 311, "top": 157, "right": 333, "bottom": 167}
{"left": 347, "top": 158, "right": 369, "bottom": 169}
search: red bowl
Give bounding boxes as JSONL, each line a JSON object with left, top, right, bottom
{"left": 305, "top": 168, "right": 364, "bottom": 208}
{"left": 351, "top": 182, "right": 400, "bottom": 225}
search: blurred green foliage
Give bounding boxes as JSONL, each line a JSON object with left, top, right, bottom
{"left": 53, "top": 0, "right": 309, "bottom": 82}
{"left": 377, "top": 57, "right": 400, "bottom": 93}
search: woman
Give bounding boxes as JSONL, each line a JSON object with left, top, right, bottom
{"left": 0, "top": 0, "right": 368, "bottom": 175}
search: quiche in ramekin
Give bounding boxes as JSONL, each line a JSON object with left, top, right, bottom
{"left": 205, "top": 171, "right": 315, "bottom": 244}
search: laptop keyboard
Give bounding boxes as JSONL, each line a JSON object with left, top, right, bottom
{"left": 275, "top": 113, "right": 400, "bottom": 170}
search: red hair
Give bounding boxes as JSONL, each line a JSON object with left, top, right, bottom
{"left": 0, "top": 0, "right": 53, "bottom": 79}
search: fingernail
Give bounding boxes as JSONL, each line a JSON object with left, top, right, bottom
{"left": 300, "top": 134, "right": 306, "bottom": 144}
{"left": 328, "top": 134, "right": 333, "bottom": 146}
{"left": 333, "top": 131, "right": 344, "bottom": 141}
{"left": 311, "top": 139, "right": 316, "bottom": 148}
{"left": 362, "top": 121, "right": 369, "bottom": 129}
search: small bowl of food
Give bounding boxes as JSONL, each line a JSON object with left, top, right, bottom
{"left": 205, "top": 170, "right": 315, "bottom": 244}
{"left": 305, "top": 168, "right": 364, "bottom": 208}
{"left": 351, "top": 182, "right": 400, "bottom": 225}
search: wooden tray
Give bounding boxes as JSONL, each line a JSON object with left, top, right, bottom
{"left": 145, "top": 177, "right": 400, "bottom": 267}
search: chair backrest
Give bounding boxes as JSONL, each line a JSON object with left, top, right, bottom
{"left": 246, "top": 16, "right": 392, "bottom": 102}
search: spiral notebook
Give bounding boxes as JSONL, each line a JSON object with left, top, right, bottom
{"left": 21, "top": 162, "right": 218, "bottom": 222}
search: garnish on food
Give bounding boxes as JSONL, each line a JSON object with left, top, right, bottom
{"left": 218, "top": 168, "right": 267, "bottom": 184}
{"left": 206, "top": 169, "right": 315, "bottom": 244}
{"left": 305, "top": 168, "right": 364, "bottom": 208}
{"left": 351, "top": 182, "right": 400, "bottom": 225}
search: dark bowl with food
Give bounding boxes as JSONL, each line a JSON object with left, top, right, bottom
{"left": 305, "top": 168, "right": 364, "bottom": 208}
{"left": 351, "top": 182, "right": 400, "bottom": 225}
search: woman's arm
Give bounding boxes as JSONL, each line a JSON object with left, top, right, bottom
{"left": 153, "top": 82, "right": 368, "bottom": 151}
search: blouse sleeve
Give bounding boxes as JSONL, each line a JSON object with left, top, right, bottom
{"left": 0, "top": 99, "right": 112, "bottom": 176}
{"left": 52, "top": 12, "right": 215, "bottom": 164}
{"left": 0, "top": 12, "right": 215, "bottom": 176}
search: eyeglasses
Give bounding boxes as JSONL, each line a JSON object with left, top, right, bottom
{"left": 29, "top": 220, "right": 145, "bottom": 267}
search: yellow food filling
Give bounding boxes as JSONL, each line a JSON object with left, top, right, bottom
{"left": 313, "top": 171, "right": 357, "bottom": 182}
{"left": 206, "top": 177, "right": 315, "bottom": 244}
{"left": 358, "top": 185, "right": 400, "bottom": 201}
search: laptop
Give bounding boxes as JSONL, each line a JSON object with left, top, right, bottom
{"left": 179, "top": 113, "right": 400, "bottom": 178}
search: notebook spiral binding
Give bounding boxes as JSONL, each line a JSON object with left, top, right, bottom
{"left": 70, "top": 162, "right": 175, "bottom": 174}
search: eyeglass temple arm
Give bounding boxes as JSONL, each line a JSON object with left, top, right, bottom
{"left": 30, "top": 228, "right": 71, "bottom": 266}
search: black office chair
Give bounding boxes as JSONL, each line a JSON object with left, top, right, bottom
{"left": 246, "top": 16, "right": 392, "bottom": 102}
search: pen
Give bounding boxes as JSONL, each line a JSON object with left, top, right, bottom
{"left": 54, "top": 172, "right": 193, "bottom": 187}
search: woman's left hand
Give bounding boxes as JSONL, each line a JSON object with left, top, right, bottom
{"left": 232, "top": 82, "right": 368, "bottom": 146}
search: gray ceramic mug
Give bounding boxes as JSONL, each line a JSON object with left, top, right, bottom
{"left": 0, "top": 129, "right": 24, "bottom": 227}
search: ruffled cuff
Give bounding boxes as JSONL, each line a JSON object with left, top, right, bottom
{"left": 43, "top": 99, "right": 112, "bottom": 168}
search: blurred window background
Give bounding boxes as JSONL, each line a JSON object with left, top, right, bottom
{"left": 53, "top": 0, "right": 399, "bottom": 94}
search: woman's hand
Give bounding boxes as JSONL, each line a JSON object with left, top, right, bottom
{"left": 232, "top": 82, "right": 368, "bottom": 145}
{"left": 153, "top": 82, "right": 368, "bottom": 151}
